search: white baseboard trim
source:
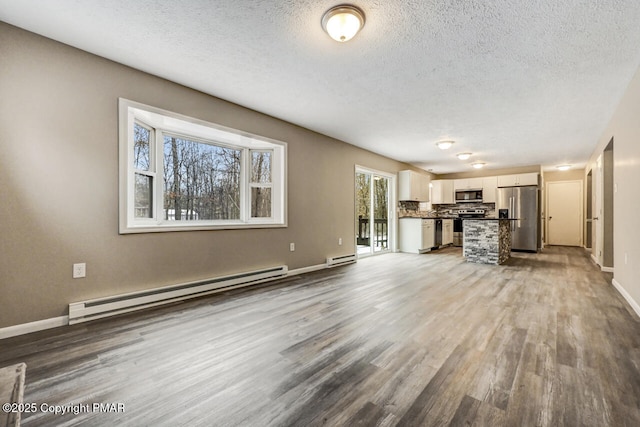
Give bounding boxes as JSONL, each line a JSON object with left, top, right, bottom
{"left": 590, "top": 253, "right": 598, "bottom": 265}
{"left": 602, "top": 266, "right": 614, "bottom": 273}
{"left": 612, "top": 279, "right": 640, "bottom": 319}
{"left": 0, "top": 316, "right": 68, "bottom": 340}
{"left": 287, "top": 263, "right": 327, "bottom": 276}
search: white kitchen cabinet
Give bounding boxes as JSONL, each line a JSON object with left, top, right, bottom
{"left": 442, "top": 219, "right": 453, "bottom": 245}
{"left": 399, "top": 218, "right": 434, "bottom": 253}
{"left": 482, "top": 176, "right": 498, "bottom": 203}
{"left": 454, "top": 177, "right": 483, "bottom": 190}
{"left": 497, "top": 173, "right": 538, "bottom": 187}
{"left": 423, "top": 220, "right": 435, "bottom": 249}
{"left": 430, "top": 179, "right": 454, "bottom": 204}
{"left": 399, "top": 170, "right": 430, "bottom": 202}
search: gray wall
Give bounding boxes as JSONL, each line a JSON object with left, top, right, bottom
{"left": 0, "top": 22, "right": 423, "bottom": 328}
{"left": 587, "top": 59, "right": 640, "bottom": 307}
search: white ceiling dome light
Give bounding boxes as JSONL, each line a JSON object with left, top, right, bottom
{"left": 556, "top": 164, "right": 572, "bottom": 171}
{"left": 457, "top": 152, "right": 472, "bottom": 160}
{"left": 436, "top": 140, "right": 455, "bottom": 150}
{"left": 471, "top": 162, "right": 486, "bottom": 169}
{"left": 321, "top": 5, "right": 366, "bottom": 42}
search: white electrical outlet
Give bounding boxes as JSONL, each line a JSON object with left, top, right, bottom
{"left": 290, "top": 243, "right": 295, "bottom": 252}
{"left": 73, "top": 263, "right": 86, "bottom": 279}
{"left": 338, "top": 238, "right": 343, "bottom": 245}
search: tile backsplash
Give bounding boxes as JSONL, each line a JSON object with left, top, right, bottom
{"left": 435, "top": 203, "right": 496, "bottom": 217}
{"left": 398, "top": 201, "right": 496, "bottom": 217}
{"left": 398, "top": 201, "right": 428, "bottom": 217}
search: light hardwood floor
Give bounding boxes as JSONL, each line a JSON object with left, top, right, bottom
{"left": 1, "top": 246, "right": 638, "bottom": 426}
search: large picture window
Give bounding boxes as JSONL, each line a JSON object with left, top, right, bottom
{"left": 119, "top": 99, "right": 287, "bottom": 233}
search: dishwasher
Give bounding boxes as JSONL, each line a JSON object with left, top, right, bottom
{"left": 434, "top": 219, "right": 443, "bottom": 248}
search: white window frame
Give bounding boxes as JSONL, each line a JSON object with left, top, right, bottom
{"left": 248, "top": 149, "right": 274, "bottom": 220}
{"left": 119, "top": 98, "right": 287, "bottom": 233}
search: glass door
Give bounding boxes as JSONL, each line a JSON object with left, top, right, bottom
{"left": 355, "top": 172, "right": 372, "bottom": 255}
{"left": 356, "top": 168, "right": 392, "bottom": 256}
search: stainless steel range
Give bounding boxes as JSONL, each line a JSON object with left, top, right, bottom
{"left": 454, "top": 209, "right": 485, "bottom": 246}
{"left": 457, "top": 209, "right": 486, "bottom": 218}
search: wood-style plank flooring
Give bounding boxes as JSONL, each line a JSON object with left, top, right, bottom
{"left": 1, "top": 246, "right": 639, "bottom": 426}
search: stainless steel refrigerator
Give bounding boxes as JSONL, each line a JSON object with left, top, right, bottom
{"left": 497, "top": 186, "right": 538, "bottom": 251}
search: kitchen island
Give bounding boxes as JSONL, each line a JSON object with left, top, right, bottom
{"left": 462, "top": 218, "right": 515, "bottom": 265}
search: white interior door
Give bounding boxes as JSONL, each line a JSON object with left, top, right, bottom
{"left": 547, "top": 181, "right": 582, "bottom": 246}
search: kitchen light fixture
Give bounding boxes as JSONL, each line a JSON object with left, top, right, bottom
{"left": 556, "top": 164, "right": 571, "bottom": 171}
{"left": 471, "top": 162, "right": 485, "bottom": 169}
{"left": 321, "top": 5, "right": 365, "bottom": 42}
{"left": 457, "top": 152, "right": 472, "bottom": 160}
{"left": 436, "top": 140, "right": 455, "bottom": 150}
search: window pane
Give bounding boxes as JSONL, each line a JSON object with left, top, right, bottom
{"left": 355, "top": 172, "right": 371, "bottom": 250}
{"left": 251, "top": 151, "right": 272, "bottom": 183}
{"left": 373, "top": 176, "right": 389, "bottom": 251}
{"left": 251, "top": 187, "right": 272, "bottom": 218}
{"left": 134, "top": 173, "right": 152, "bottom": 218}
{"left": 163, "top": 136, "right": 241, "bottom": 221}
{"left": 133, "top": 123, "right": 151, "bottom": 171}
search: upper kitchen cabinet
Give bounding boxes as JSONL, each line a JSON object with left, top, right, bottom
{"left": 497, "top": 173, "right": 539, "bottom": 187}
{"left": 482, "top": 176, "right": 498, "bottom": 203}
{"left": 431, "top": 179, "right": 454, "bottom": 204}
{"left": 399, "top": 170, "right": 430, "bottom": 202}
{"left": 454, "top": 177, "right": 483, "bottom": 190}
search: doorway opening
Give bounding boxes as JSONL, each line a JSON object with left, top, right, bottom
{"left": 591, "top": 137, "right": 614, "bottom": 271}
{"left": 603, "top": 139, "right": 614, "bottom": 269}
{"left": 586, "top": 170, "right": 592, "bottom": 249}
{"left": 355, "top": 167, "right": 394, "bottom": 257}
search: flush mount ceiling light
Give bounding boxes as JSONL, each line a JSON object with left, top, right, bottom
{"left": 556, "top": 164, "right": 572, "bottom": 171}
{"left": 321, "top": 5, "right": 365, "bottom": 42}
{"left": 471, "top": 162, "right": 485, "bottom": 169}
{"left": 436, "top": 140, "right": 455, "bottom": 150}
{"left": 457, "top": 152, "right": 472, "bottom": 160}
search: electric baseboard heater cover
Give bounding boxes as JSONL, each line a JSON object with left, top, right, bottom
{"left": 68, "top": 265, "right": 288, "bottom": 324}
{"left": 326, "top": 254, "right": 357, "bottom": 267}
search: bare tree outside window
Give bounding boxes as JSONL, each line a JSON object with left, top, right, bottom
{"left": 163, "top": 136, "right": 241, "bottom": 221}
{"left": 133, "top": 123, "right": 152, "bottom": 218}
{"left": 133, "top": 124, "right": 150, "bottom": 171}
{"left": 251, "top": 151, "right": 272, "bottom": 218}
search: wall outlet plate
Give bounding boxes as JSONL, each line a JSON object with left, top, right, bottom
{"left": 73, "top": 263, "right": 86, "bottom": 278}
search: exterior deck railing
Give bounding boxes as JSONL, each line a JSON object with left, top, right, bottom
{"left": 357, "top": 216, "right": 388, "bottom": 248}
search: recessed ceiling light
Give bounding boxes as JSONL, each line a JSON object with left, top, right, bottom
{"left": 436, "top": 140, "right": 455, "bottom": 150}
{"left": 457, "top": 152, "right": 472, "bottom": 160}
{"left": 321, "top": 5, "right": 366, "bottom": 42}
{"left": 556, "top": 164, "right": 571, "bottom": 171}
{"left": 471, "top": 162, "right": 485, "bottom": 169}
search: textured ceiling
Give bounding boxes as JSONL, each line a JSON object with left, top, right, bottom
{"left": 2, "top": 0, "right": 640, "bottom": 174}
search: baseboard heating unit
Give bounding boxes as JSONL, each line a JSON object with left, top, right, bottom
{"left": 326, "top": 254, "right": 357, "bottom": 267}
{"left": 68, "top": 265, "right": 288, "bottom": 324}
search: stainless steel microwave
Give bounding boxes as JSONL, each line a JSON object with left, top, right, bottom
{"left": 455, "top": 189, "right": 483, "bottom": 203}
